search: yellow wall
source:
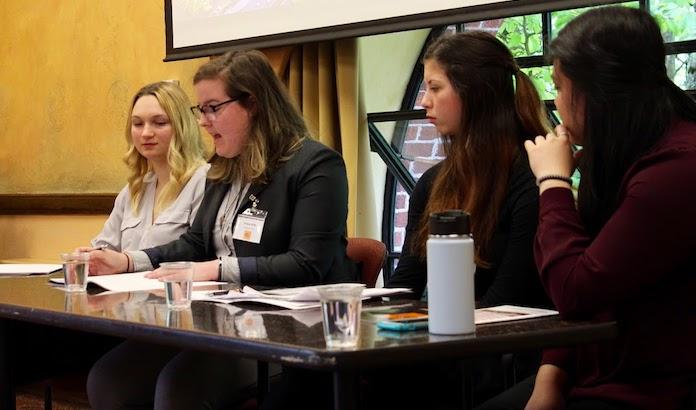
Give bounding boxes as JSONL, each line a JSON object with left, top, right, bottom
{"left": 0, "top": 1, "right": 207, "bottom": 259}
{"left": 0, "top": 1, "right": 207, "bottom": 194}
{"left": 0, "top": 215, "right": 106, "bottom": 261}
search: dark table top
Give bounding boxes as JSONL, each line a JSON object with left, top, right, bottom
{"left": 0, "top": 275, "right": 617, "bottom": 370}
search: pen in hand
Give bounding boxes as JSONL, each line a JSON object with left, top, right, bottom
{"left": 75, "top": 245, "right": 109, "bottom": 253}
{"left": 207, "top": 290, "right": 230, "bottom": 296}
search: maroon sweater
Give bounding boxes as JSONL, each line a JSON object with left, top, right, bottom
{"left": 537, "top": 121, "right": 696, "bottom": 409}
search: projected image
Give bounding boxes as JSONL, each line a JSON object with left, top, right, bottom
{"left": 177, "top": 0, "right": 296, "bottom": 18}
{"left": 168, "top": 0, "right": 512, "bottom": 54}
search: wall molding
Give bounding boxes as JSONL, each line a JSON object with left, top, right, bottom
{"left": 0, "top": 194, "right": 116, "bottom": 215}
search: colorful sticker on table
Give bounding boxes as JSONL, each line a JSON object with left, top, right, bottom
{"left": 232, "top": 208, "right": 267, "bottom": 243}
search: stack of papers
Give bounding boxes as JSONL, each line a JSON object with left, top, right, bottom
{"left": 0, "top": 264, "right": 62, "bottom": 276}
{"left": 49, "top": 271, "right": 224, "bottom": 294}
{"left": 193, "top": 285, "right": 412, "bottom": 310}
{"left": 475, "top": 305, "right": 558, "bottom": 324}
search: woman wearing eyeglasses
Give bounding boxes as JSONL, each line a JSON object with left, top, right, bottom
{"left": 89, "top": 81, "right": 209, "bottom": 252}
{"left": 86, "top": 50, "right": 356, "bottom": 409}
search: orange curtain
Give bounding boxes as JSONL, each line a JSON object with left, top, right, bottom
{"left": 263, "top": 40, "right": 360, "bottom": 236}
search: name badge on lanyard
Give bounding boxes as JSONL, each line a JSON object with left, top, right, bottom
{"left": 232, "top": 194, "right": 267, "bottom": 244}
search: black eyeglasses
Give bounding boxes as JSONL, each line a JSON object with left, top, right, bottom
{"left": 190, "top": 94, "right": 246, "bottom": 120}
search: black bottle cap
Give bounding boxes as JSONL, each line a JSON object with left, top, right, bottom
{"left": 429, "top": 210, "right": 470, "bottom": 235}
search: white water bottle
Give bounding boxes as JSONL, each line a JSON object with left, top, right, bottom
{"left": 427, "top": 210, "right": 476, "bottom": 335}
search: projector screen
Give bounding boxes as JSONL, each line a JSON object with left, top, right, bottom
{"left": 164, "top": 0, "right": 622, "bottom": 61}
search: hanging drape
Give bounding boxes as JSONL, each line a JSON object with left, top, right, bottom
{"left": 263, "top": 40, "right": 370, "bottom": 237}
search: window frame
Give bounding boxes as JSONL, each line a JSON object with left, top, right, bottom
{"left": 368, "top": 0, "right": 696, "bottom": 281}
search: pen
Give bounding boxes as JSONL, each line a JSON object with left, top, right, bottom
{"left": 207, "top": 290, "right": 229, "bottom": 296}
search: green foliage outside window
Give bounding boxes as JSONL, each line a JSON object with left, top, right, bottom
{"left": 496, "top": 15, "right": 543, "bottom": 58}
{"left": 475, "top": 0, "right": 696, "bottom": 113}
{"left": 521, "top": 66, "right": 554, "bottom": 100}
{"left": 550, "top": 2, "right": 640, "bottom": 38}
{"left": 651, "top": 0, "right": 696, "bottom": 42}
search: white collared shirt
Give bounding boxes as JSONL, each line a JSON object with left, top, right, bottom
{"left": 212, "top": 179, "right": 250, "bottom": 284}
{"left": 129, "top": 177, "right": 249, "bottom": 285}
{"left": 92, "top": 164, "right": 210, "bottom": 252}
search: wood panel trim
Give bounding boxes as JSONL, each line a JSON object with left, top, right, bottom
{"left": 0, "top": 194, "right": 116, "bottom": 215}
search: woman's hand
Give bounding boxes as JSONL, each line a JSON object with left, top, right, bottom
{"left": 525, "top": 364, "right": 568, "bottom": 410}
{"left": 145, "top": 260, "right": 219, "bottom": 282}
{"left": 88, "top": 249, "right": 129, "bottom": 276}
{"left": 524, "top": 125, "right": 575, "bottom": 186}
{"left": 87, "top": 293, "right": 129, "bottom": 310}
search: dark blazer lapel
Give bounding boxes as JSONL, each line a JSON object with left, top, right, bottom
{"left": 233, "top": 182, "right": 268, "bottom": 256}
{"left": 238, "top": 182, "right": 268, "bottom": 212}
{"left": 203, "top": 183, "right": 233, "bottom": 253}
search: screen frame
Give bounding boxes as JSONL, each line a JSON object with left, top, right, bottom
{"left": 163, "top": 0, "right": 625, "bottom": 61}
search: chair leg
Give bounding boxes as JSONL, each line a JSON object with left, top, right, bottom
{"left": 0, "top": 319, "right": 16, "bottom": 410}
{"left": 501, "top": 353, "right": 515, "bottom": 389}
{"left": 458, "top": 359, "right": 474, "bottom": 410}
{"left": 44, "top": 383, "right": 52, "bottom": 410}
{"left": 257, "top": 361, "right": 269, "bottom": 405}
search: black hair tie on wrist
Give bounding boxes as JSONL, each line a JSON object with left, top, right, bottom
{"left": 537, "top": 175, "right": 572, "bottom": 186}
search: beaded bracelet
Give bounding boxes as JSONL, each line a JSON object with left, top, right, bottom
{"left": 537, "top": 174, "right": 572, "bottom": 186}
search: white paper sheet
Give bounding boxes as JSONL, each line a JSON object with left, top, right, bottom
{"left": 191, "top": 293, "right": 320, "bottom": 310}
{"left": 0, "top": 264, "right": 62, "bottom": 276}
{"left": 253, "top": 285, "right": 411, "bottom": 301}
{"left": 49, "top": 271, "right": 224, "bottom": 294}
{"left": 191, "top": 284, "right": 412, "bottom": 310}
{"left": 475, "top": 305, "right": 558, "bottom": 325}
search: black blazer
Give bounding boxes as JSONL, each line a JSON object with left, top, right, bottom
{"left": 144, "top": 139, "right": 357, "bottom": 286}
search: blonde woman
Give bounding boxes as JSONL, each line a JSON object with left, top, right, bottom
{"left": 91, "top": 81, "right": 209, "bottom": 252}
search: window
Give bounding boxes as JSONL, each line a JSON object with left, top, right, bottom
{"left": 368, "top": 0, "right": 696, "bottom": 281}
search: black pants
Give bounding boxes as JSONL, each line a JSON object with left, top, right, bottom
{"left": 87, "top": 340, "right": 257, "bottom": 410}
{"left": 260, "top": 367, "right": 334, "bottom": 410}
{"left": 476, "top": 375, "right": 637, "bottom": 410}
{"left": 261, "top": 356, "right": 515, "bottom": 410}
{"left": 11, "top": 321, "right": 121, "bottom": 384}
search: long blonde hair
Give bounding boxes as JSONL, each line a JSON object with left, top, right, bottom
{"left": 193, "top": 50, "right": 307, "bottom": 184}
{"left": 123, "top": 81, "right": 207, "bottom": 215}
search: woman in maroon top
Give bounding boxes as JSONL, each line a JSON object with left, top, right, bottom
{"left": 479, "top": 7, "right": 696, "bottom": 410}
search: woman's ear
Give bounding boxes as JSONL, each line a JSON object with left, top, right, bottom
{"left": 246, "top": 94, "right": 258, "bottom": 116}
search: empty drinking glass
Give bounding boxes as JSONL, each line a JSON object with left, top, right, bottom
{"left": 160, "top": 262, "right": 194, "bottom": 310}
{"left": 318, "top": 284, "right": 365, "bottom": 349}
{"left": 60, "top": 252, "right": 90, "bottom": 292}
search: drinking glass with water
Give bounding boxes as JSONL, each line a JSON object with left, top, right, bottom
{"left": 318, "top": 283, "right": 365, "bottom": 349}
{"left": 60, "top": 252, "right": 90, "bottom": 292}
{"left": 160, "top": 262, "right": 194, "bottom": 310}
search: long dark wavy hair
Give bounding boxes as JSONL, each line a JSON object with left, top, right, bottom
{"left": 415, "top": 32, "right": 551, "bottom": 265}
{"left": 551, "top": 7, "right": 696, "bottom": 236}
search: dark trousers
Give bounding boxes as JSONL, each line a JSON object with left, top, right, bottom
{"left": 260, "top": 367, "right": 334, "bottom": 410}
{"left": 12, "top": 321, "right": 120, "bottom": 384}
{"left": 476, "top": 375, "right": 637, "bottom": 410}
{"left": 261, "top": 358, "right": 501, "bottom": 410}
{"left": 87, "top": 340, "right": 257, "bottom": 410}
